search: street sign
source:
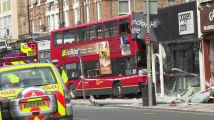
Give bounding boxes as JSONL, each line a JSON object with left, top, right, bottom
{"left": 145, "top": 33, "right": 150, "bottom": 45}
{"left": 78, "top": 49, "right": 81, "bottom": 58}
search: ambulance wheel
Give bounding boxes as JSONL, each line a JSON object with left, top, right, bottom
{"left": 113, "top": 82, "right": 124, "bottom": 99}
{"left": 68, "top": 84, "right": 77, "bottom": 99}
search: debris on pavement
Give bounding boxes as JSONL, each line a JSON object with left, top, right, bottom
{"left": 89, "top": 95, "right": 182, "bottom": 106}
{"left": 187, "top": 89, "right": 214, "bottom": 104}
{"left": 89, "top": 96, "right": 142, "bottom": 106}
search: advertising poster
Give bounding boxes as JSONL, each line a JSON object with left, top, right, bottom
{"left": 99, "top": 41, "right": 112, "bottom": 75}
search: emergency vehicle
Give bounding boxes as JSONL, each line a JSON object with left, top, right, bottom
{"left": 0, "top": 42, "right": 38, "bottom": 67}
{"left": 0, "top": 42, "right": 73, "bottom": 119}
{"left": 0, "top": 62, "right": 73, "bottom": 120}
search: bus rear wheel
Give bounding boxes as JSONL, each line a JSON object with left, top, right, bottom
{"left": 68, "top": 84, "right": 77, "bottom": 99}
{"left": 113, "top": 82, "right": 123, "bottom": 99}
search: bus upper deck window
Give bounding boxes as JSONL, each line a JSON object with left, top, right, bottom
{"left": 89, "top": 24, "right": 102, "bottom": 40}
{"left": 119, "top": 19, "right": 130, "bottom": 34}
{"left": 64, "top": 30, "right": 75, "bottom": 44}
{"left": 54, "top": 32, "right": 63, "bottom": 45}
{"left": 76, "top": 27, "right": 89, "bottom": 42}
{"left": 104, "top": 21, "right": 118, "bottom": 38}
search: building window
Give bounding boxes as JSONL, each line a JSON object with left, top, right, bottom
{"left": 29, "top": 0, "right": 32, "bottom": 8}
{"left": 119, "top": 0, "right": 130, "bottom": 15}
{"left": 37, "top": 0, "right": 41, "bottom": 6}
{"left": 4, "top": 0, "right": 9, "bottom": 11}
{"left": 0, "top": 18, "right": 3, "bottom": 38}
{"left": 3, "top": 15, "right": 11, "bottom": 37}
{"left": 55, "top": 13, "right": 59, "bottom": 29}
{"left": 31, "top": 20, "right": 34, "bottom": 32}
{"left": 73, "top": 1, "right": 80, "bottom": 25}
{"left": 64, "top": 11, "right": 69, "bottom": 27}
{"left": 0, "top": 0, "right": 2, "bottom": 13}
{"left": 97, "top": 0, "right": 102, "bottom": 20}
{"left": 64, "top": 3, "right": 69, "bottom": 27}
{"left": 39, "top": 19, "right": 42, "bottom": 32}
{"left": 47, "top": 16, "right": 50, "bottom": 31}
{"left": 168, "top": 0, "right": 175, "bottom": 6}
{"left": 3, "top": 0, "right": 10, "bottom": 11}
{"left": 85, "top": 0, "right": 90, "bottom": 23}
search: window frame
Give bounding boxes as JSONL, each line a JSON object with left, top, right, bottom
{"left": 118, "top": 0, "right": 130, "bottom": 16}
{"left": 104, "top": 20, "right": 118, "bottom": 38}
{"left": 53, "top": 31, "right": 63, "bottom": 46}
{"left": 89, "top": 23, "right": 103, "bottom": 40}
{"left": 76, "top": 26, "right": 89, "bottom": 42}
{"left": 63, "top": 29, "right": 76, "bottom": 44}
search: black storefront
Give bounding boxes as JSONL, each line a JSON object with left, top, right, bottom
{"left": 155, "top": 1, "right": 200, "bottom": 96}
{"left": 132, "top": 1, "right": 200, "bottom": 96}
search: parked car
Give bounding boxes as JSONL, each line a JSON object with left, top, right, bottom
{"left": 0, "top": 63, "right": 73, "bottom": 120}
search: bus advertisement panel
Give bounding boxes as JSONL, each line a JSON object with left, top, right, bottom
{"left": 50, "top": 13, "right": 148, "bottom": 98}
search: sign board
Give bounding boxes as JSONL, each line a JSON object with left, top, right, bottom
{"left": 4, "top": 53, "right": 22, "bottom": 58}
{"left": 38, "top": 41, "right": 50, "bottom": 51}
{"left": 178, "top": 11, "right": 194, "bottom": 35}
{"left": 61, "top": 43, "right": 99, "bottom": 58}
{"left": 200, "top": 4, "right": 214, "bottom": 33}
{"left": 145, "top": 33, "right": 150, "bottom": 44}
{"left": 78, "top": 49, "right": 81, "bottom": 58}
{"left": 132, "top": 12, "right": 158, "bottom": 41}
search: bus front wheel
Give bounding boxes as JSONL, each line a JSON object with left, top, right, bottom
{"left": 68, "top": 84, "right": 77, "bottom": 99}
{"left": 113, "top": 82, "right": 123, "bottom": 99}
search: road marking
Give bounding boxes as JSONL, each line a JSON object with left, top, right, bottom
{"left": 74, "top": 118, "right": 89, "bottom": 120}
{"left": 144, "top": 113, "right": 156, "bottom": 115}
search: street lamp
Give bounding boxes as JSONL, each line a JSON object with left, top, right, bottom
{"left": 146, "top": 0, "right": 153, "bottom": 106}
{"left": 143, "top": 0, "right": 157, "bottom": 106}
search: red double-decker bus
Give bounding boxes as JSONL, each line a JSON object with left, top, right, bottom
{"left": 50, "top": 14, "right": 148, "bottom": 98}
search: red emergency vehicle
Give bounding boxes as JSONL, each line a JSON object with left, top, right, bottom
{"left": 0, "top": 42, "right": 38, "bottom": 66}
{"left": 50, "top": 14, "right": 148, "bottom": 98}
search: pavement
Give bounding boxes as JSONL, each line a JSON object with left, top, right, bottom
{"left": 71, "top": 99, "right": 214, "bottom": 113}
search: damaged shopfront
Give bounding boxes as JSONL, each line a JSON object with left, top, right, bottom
{"left": 151, "top": 1, "right": 200, "bottom": 97}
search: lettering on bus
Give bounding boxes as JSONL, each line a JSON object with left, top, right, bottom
{"left": 61, "top": 43, "right": 99, "bottom": 58}
{"left": 96, "top": 80, "right": 103, "bottom": 85}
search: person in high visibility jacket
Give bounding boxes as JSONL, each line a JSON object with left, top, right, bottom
{"left": 61, "top": 69, "right": 68, "bottom": 83}
{"left": 6, "top": 73, "right": 20, "bottom": 84}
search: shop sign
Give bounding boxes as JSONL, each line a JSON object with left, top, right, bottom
{"left": 200, "top": 4, "right": 214, "bottom": 33}
{"left": 178, "top": 11, "right": 194, "bottom": 35}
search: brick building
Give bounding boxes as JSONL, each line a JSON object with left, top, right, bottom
{"left": 17, "top": 0, "right": 189, "bottom": 40}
